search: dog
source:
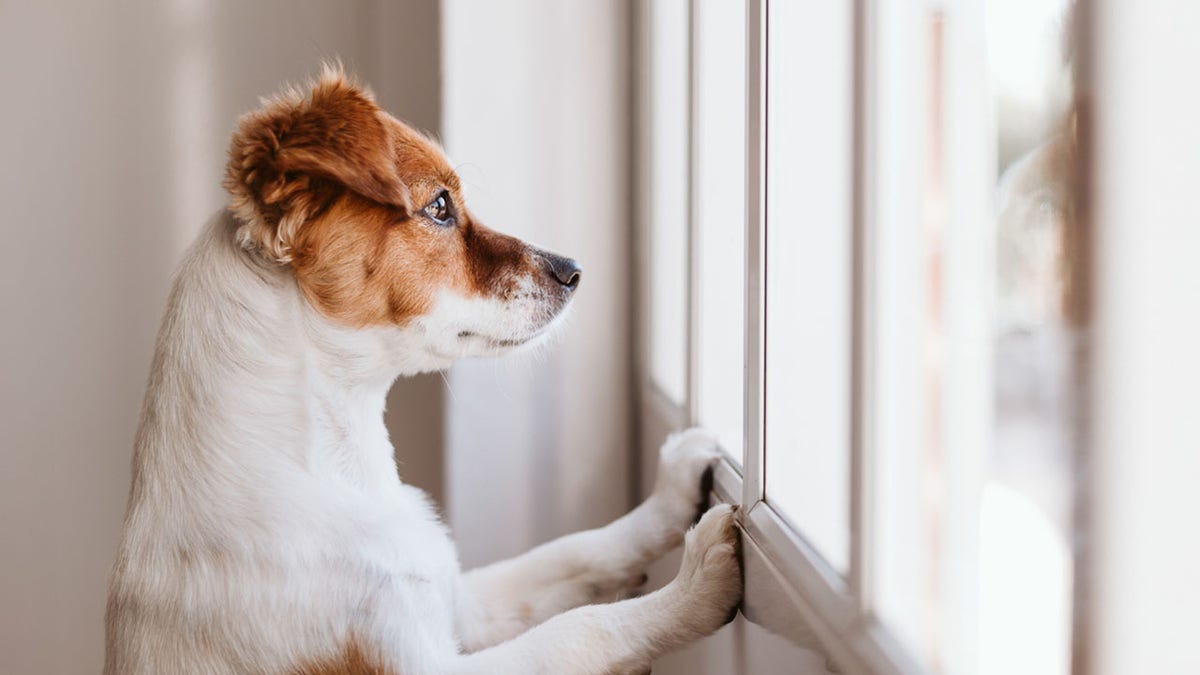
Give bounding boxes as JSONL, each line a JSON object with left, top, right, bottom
{"left": 104, "top": 65, "right": 742, "bottom": 675}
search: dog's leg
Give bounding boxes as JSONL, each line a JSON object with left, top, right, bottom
{"left": 449, "top": 504, "right": 742, "bottom": 675}
{"left": 456, "top": 429, "right": 723, "bottom": 651}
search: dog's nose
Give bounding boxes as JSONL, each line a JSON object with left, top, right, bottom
{"left": 541, "top": 252, "right": 582, "bottom": 291}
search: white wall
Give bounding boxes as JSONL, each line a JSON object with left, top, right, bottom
{"left": 1089, "top": 1, "right": 1200, "bottom": 672}
{"left": 0, "top": 3, "right": 440, "bottom": 672}
{"left": 441, "top": 0, "right": 634, "bottom": 566}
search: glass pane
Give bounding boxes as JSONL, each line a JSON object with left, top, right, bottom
{"left": 763, "top": 0, "right": 854, "bottom": 573}
{"left": 648, "top": 0, "right": 690, "bottom": 405}
{"left": 693, "top": 0, "right": 746, "bottom": 465}
{"left": 868, "top": 3, "right": 940, "bottom": 658}
{"left": 870, "top": 2, "right": 1079, "bottom": 673}
{"left": 981, "top": 0, "right": 1077, "bottom": 672}
{"left": 870, "top": 7, "right": 946, "bottom": 664}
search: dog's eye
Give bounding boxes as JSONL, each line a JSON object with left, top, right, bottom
{"left": 423, "top": 191, "right": 453, "bottom": 226}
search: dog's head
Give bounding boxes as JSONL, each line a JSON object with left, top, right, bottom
{"left": 224, "top": 66, "right": 579, "bottom": 370}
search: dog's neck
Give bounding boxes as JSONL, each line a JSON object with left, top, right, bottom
{"left": 133, "top": 211, "right": 410, "bottom": 500}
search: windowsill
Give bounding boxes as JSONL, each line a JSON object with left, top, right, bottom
{"left": 706, "top": 452, "right": 926, "bottom": 675}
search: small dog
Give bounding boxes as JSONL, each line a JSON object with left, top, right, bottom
{"left": 104, "top": 65, "right": 742, "bottom": 674}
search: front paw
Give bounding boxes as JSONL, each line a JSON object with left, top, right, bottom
{"left": 652, "top": 428, "right": 723, "bottom": 530}
{"left": 671, "top": 504, "right": 743, "bottom": 633}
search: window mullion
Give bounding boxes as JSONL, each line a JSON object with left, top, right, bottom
{"left": 743, "top": 0, "right": 767, "bottom": 507}
{"left": 685, "top": 0, "right": 700, "bottom": 428}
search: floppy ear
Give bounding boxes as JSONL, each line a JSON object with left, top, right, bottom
{"left": 224, "top": 65, "right": 411, "bottom": 263}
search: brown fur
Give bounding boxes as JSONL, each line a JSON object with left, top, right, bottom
{"left": 291, "top": 639, "right": 392, "bottom": 675}
{"left": 224, "top": 64, "right": 554, "bottom": 328}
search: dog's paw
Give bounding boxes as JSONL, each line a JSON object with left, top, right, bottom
{"left": 652, "top": 428, "right": 722, "bottom": 530}
{"left": 670, "top": 504, "right": 743, "bottom": 633}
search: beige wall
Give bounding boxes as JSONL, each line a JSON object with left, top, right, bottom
{"left": 0, "top": 2, "right": 441, "bottom": 672}
{"left": 440, "top": 0, "right": 635, "bottom": 568}
{"left": 0, "top": 1, "right": 636, "bottom": 670}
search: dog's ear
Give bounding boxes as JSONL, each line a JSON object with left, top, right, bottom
{"left": 224, "top": 64, "right": 411, "bottom": 263}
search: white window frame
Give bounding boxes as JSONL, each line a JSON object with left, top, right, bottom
{"left": 638, "top": 2, "right": 1200, "bottom": 674}
{"left": 636, "top": 1, "right": 923, "bottom": 672}
{"left": 734, "top": 2, "right": 923, "bottom": 671}
{"left": 635, "top": 1, "right": 1083, "bottom": 673}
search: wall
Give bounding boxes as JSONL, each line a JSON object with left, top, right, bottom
{"left": 0, "top": 2, "right": 441, "bottom": 672}
{"left": 440, "top": 0, "right": 635, "bottom": 567}
{"left": 1089, "top": 0, "right": 1200, "bottom": 672}
{"left": 1, "top": 0, "right": 636, "bottom": 669}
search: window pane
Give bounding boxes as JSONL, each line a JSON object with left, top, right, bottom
{"left": 870, "top": 4, "right": 941, "bottom": 663}
{"left": 871, "top": 2, "right": 1078, "bottom": 672}
{"left": 693, "top": 0, "right": 746, "bottom": 465}
{"left": 763, "top": 0, "right": 854, "bottom": 573}
{"left": 981, "top": 0, "right": 1076, "bottom": 672}
{"left": 648, "top": 0, "right": 689, "bottom": 405}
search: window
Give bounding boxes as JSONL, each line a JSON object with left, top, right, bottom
{"left": 646, "top": 0, "right": 690, "bottom": 406}
{"left": 637, "top": 1, "right": 1083, "bottom": 674}
{"left": 691, "top": 0, "right": 746, "bottom": 465}
{"left": 764, "top": 0, "right": 855, "bottom": 575}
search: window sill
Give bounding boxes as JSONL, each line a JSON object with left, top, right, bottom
{"left": 708, "top": 455, "right": 925, "bottom": 675}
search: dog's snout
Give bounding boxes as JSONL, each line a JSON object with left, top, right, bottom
{"left": 540, "top": 252, "right": 582, "bottom": 291}
{"left": 554, "top": 259, "right": 582, "bottom": 291}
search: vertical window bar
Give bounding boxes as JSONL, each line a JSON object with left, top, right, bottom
{"left": 685, "top": 0, "right": 699, "bottom": 427}
{"left": 850, "top": 0, "right": 876, "bottom": 612}
{"left": 743, "top": 0, "right": 767, "bottom": 505}
{"left": 1071, "top": 5, "right": 1095, "bottom": 675}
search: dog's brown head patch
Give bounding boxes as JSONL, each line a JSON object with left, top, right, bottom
{"left": 224, "top": 64, "right": 579, "bottom": 339}
{"left": 225, "top": 64, "right": 410, "bottom": 263}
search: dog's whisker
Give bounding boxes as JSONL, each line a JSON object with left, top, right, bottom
{"left": 439, "top": 369, "right": 459, "bottom": 407}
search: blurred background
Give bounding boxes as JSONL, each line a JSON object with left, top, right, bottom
{"left": 1, "top": 1, "right": 1197, "bottom": 675}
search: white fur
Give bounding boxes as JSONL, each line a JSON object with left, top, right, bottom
{"left": 105, "top": 211, "right": 742, "bottom": 674}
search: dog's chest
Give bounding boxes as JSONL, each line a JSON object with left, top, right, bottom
{"left": 341, "top": 482, "right": 459, "bottom": 579}
{"left": 317, "top": 484, "right": 463, "bottom": 663}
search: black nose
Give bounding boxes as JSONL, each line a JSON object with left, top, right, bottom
{"left": 541, "top": 252, "right": 582, "bottom": 291}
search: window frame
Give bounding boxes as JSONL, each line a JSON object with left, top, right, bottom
{"left": 739, "top": 1, "right": 922, "bottom": 671}
{"left": 635, "top": 1, "right": 925, "bottom": 673}
{"left": 634, "top": 0, "right": 1080, "bottom": 672}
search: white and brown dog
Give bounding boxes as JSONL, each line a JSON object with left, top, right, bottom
{"left": 104, "top": 66, "right": 741, "bottom": 675}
